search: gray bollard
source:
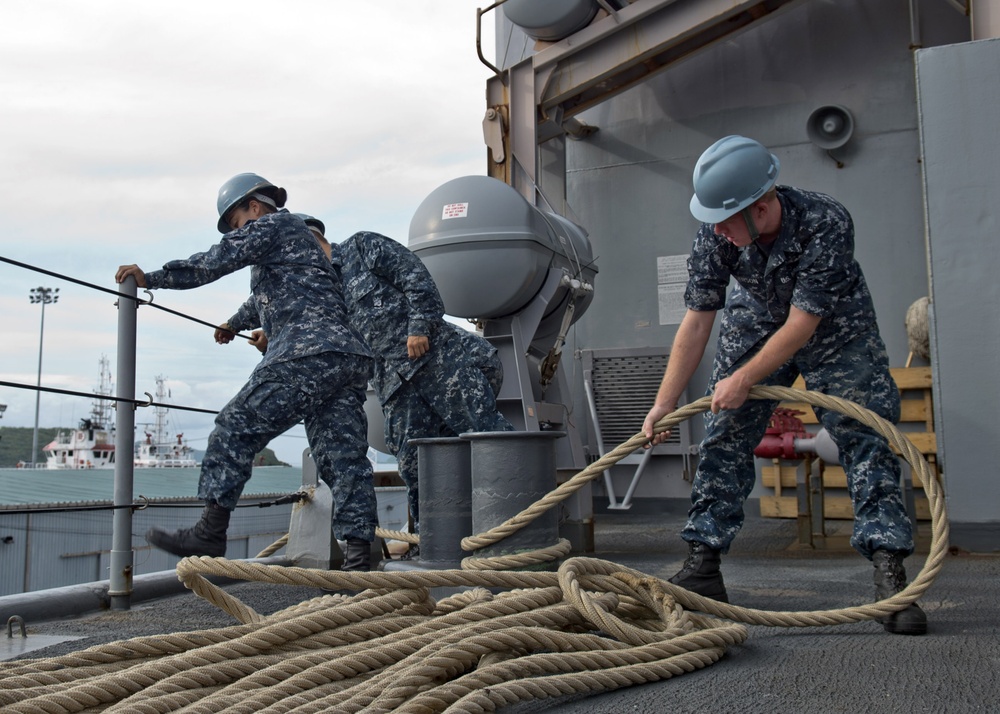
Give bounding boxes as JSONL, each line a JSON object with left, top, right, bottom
{"left": 409, "top": 436, "right": 472, "bottom": 567}
{"left": 462, "top": 431, "right": 564, "bottom": 564}
{"left": 382, "top": 436, "right": 472, "bottom": 575}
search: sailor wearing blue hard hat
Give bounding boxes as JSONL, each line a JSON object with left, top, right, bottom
{"left": 642, "top": 135, "right": 927, "bottom": 636}
{"left": 115, "top": 173, "right": 378, "bottom": 572}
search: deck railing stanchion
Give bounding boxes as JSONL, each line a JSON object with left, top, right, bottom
{"left": 110, "top": 278, "right": 138, "bottom": 610}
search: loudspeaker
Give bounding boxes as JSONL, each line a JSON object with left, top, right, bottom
{"left": 806, "top": 105, "right": 854, "bottom": 150}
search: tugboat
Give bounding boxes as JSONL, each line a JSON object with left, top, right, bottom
{"left": 133, "top": 375, "right": 198, "bottom": 468}
{"left": 42, "top": 355, "right": 116, "bottom": 469}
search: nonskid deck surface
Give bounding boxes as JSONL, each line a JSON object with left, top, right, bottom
{"left": 7, "top": 507, "right": 995, "bottom": 714}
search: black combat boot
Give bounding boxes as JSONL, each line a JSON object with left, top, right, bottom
{"left": 873, "top": 549, "right": 928, "bottom": 635}
{"left": 668, "top": 541, "right": 729, "bottom": 603}
{"left": 342, "top": 538, "right": 372, "bottom": 572}
{"left": 146, "top": 502, "right": 230, "bottom": 558}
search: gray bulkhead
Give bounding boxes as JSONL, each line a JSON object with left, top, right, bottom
{"left": 491, "top": 0, "right": 995, "bottom": 550}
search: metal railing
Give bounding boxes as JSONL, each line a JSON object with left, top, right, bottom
{"left": 0, "top": 255, "right": 255, "bottom": 607}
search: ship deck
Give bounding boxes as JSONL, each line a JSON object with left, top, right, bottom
{"left": 3, "top": 503, "right": 995, "bottom": 713}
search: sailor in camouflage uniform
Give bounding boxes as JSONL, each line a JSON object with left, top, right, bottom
{"left": 115, "top": 174, "right": 378, "bottom": 570}
{"left": 250, "top": 219, "right": 512, "bottom": 548}
{"left": 642, "top": 136, "right": 926, "bottom": 635}
{"left": 332, "top": 229, "right": 513, "bottom": 540}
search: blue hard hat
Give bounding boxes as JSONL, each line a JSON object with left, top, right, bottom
{"left": 292, "top": 213, "right": 326, "bottom": 236}
{"left": 689, "top": 136, "right": 780, "bottom": 223}
{"left": 216, "top": 173, "right": 288, "bottom": 233}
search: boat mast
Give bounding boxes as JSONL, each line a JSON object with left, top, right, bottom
{"left": 151, "top": 375, "right": 169, "bottom": 445}
{"left": 92, "top": 354, "right": 114, "bottom": 433}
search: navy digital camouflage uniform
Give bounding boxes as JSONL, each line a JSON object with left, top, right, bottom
{"left": 682, "top": 186, "right": 913, "bottom": 559}
{"left": 457, "top": 326, "right": 504, "bottom": 398}
{"left": 332, "top": 231, "right": 513, "bottom": 527}
{"left": 143, "top": 210, "right": 378, "bottom": 542}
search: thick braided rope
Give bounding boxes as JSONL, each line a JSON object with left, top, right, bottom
{"left": 260, "top": 530, "right": 420, "bottom": 563}
{"left": 460, "top": 539, "right": 573, "bottom": 571}
{"left": 376, "top": 528, "right": 420, "bottom": 545}
{"left": 0, "top": 387, "right": 948, "bottom": 713}
{"left": 0, "top": 559, "right": 748, "bottom": 712}
{"left": 455, "top": 386, "right": 947, "bottom": 622}
{"left": 256, "top": 533, "right": 288, "bottom": 559}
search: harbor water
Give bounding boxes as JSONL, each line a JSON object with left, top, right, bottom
{"left": 0, "top": 465, "right": 306, "bottom": 506}
{"left": 0, "top": 463, "right": 408, "bottom": 596}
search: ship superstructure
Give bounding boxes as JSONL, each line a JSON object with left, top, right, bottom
{"left": 42, "top": 356, "right": 116, "bottom": 469}
{"left": 134, "top": 376, "right": 197, "bottom": 468}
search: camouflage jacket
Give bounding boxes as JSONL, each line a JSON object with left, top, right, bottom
{"left": 684, "top": 186, "right": 879, "bottom": 372}
{"left": 144, "top": 210, "right": 370, "bottom": 369}
{"left": 332, "top": 231, "right": 452, "bottom": 402}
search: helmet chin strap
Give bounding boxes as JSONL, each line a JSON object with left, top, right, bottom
{"left": 740, "top": 206, "right": 760, "bottom": 243}
{"left": 250, "top": 193, "right": 278, "bottom": 209}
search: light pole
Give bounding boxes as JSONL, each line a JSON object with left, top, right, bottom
{"left": 29, "top": 286, "right": 59, "bottom": 468}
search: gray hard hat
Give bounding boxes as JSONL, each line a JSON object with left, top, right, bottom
{"left": 689, "top": 136, "right": 780, "bottom": 223}
{"left": 216, "top": 173, "right": 288, "bottom": 233}
{"left": 292, "top": 213, "right": 326, "bottom": 236}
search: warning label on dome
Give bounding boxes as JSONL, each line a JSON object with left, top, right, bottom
{"left": 442, "top": 203, "right": 469, "bottom": 219}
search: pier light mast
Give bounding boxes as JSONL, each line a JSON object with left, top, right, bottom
{"left": 28, "top": 286, "right": 59, "bottom": 468}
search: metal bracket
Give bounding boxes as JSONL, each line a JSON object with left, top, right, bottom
{"left": 483, "top": 107, "right": 507, "bottom": 164}
{"left": 796, "top": 457, "right": 825, "bottom": 547}
{"left": 7, "top": 616, "right": 26, "bottom": 639}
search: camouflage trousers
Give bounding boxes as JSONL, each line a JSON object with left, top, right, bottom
{"left": 683, "top": 328, "right": 914, "bottom": 559}
{"left": 198, "top": 351, "right": 378, "bottom": 542}
{"left": 457, "top": 328, "right": 504, "bottom": 397}
{"left": 383, "top": 330, "right": 513, "bottom": 528}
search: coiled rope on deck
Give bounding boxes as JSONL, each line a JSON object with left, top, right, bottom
{"left": 0, "top": 386, "right": 947, "bottom": 713}
{"left": 456, "top": 385, "right": 946, "bottom": 626}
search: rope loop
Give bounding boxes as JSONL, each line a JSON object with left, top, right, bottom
{"left": 0, "top": 386, "right": 948, "bottom": 713}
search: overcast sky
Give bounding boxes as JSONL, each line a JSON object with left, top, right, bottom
{"left": 0, "top": 1, "right": 497, "bottom": 466}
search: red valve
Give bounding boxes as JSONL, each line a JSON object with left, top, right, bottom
{"left": 754, "top": 407, "right": 810, "bottom": 459}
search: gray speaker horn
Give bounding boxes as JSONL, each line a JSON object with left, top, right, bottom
{"left": 806, "top": 105, "right": 854, "bottom": 150}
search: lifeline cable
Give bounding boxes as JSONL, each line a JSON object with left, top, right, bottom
{"left": 0, "top": 379, "right": 218, "bottom": 415}
{"left": 1, "top": 254, "right": 255, "bottom": 340}
{"left": 0, "top": 493, "right": 307, "bottom": 517}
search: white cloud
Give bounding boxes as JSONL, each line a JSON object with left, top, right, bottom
{"left": 0, "top": 1, "right": 496, "bottom": 466}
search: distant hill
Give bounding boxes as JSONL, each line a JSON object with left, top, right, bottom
{"left": 252, "top": 447, "right": 288, "bottom": 467}
{"left": 0, "top": 427, "right": 62, "bottom": 467}
{"left": 0, "top": 427, "right": 288, "bottom": 468}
